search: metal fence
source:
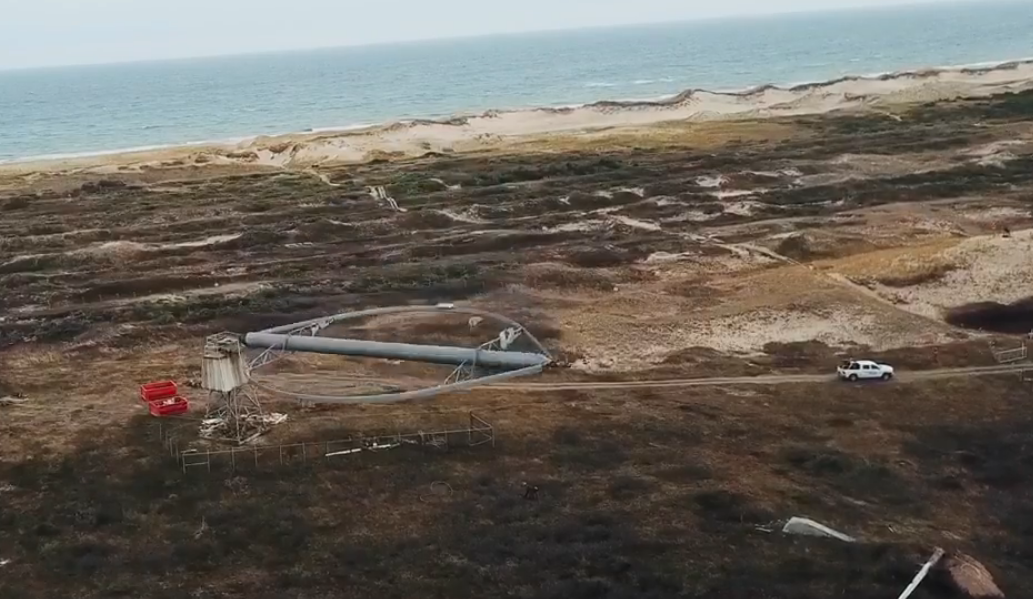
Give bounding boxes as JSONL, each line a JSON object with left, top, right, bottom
{"left": 992, "top": 343, "right": 1028, "bottom": 364}
{"left": 155, "top": 412, "right": 495, "bottom": 473}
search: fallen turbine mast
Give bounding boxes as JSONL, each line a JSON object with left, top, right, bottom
{"left": 242, "top": 332, "right": 551, "bottom": 369}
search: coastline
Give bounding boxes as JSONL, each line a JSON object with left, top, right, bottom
{"left": 3, "top": 57, "right": 1033, "bottom": 174}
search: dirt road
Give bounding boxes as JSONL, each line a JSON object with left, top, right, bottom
{"left": 257, "top": 363, "right": 1030, "bottom": 398}
{"left": 490, "top": 363, "right": 1030, "bottom": 390}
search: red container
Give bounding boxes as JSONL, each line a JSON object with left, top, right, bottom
{"left": 140, "top": 381, "right": 178, "bottom": 404}
{"left": 148, "top": 396, "right": 189, "bottom": 417}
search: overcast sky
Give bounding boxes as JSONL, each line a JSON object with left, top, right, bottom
{"left": 1, "top": 0, "right": 964, "bottom": 70}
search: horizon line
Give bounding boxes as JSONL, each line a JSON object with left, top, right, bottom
{"left": 0, "top": 0, "right": 981, "bottom": 73}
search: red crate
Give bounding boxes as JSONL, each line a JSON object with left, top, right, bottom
{"left": 140, "top": 381, "right": 178, "bottom": 404}
{"left": 148, "top": 396, "right": 189, "bottom": 417}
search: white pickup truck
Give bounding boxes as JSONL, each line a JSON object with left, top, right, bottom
{"left": 837, "top": 359, "right": 894, "bottom": 382}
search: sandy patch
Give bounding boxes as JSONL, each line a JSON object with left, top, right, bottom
{"left": 668, "top": 308, "right": 912, "bottom": 354}
{"left": 888, "top": 229, "right": 1033, "bottom": 317}
{"left": 69, "top": 234, "right": 243, "bottom": 259}
{"left": 544, "top": 220, "right": 609, "bottom": 233}
{"left": 958, "top": 206, "right": 1032, "bottom": 225}
{"left": 565, "top": 303, "right": 950, "bottom": 371}
{"left": 609, "top": 215, "right": 662, "bottom": 231}
{"left": 961, "top": 139, "right": 1033, "bottom": 166}
{"left": 437, "top": 209, "right": 488, "bottom": 224}
{"left": 696, "top": 175, "right": 726, "bottom": 188}
{"left": 554, "top": 262, "right": 954, "bottom": 370}
{"left": 710, "top": 190, "right": 760, "bottom": 200}
{"left": 722, "top": 200, "right": 771, "bottom": 217}
{"left": 110, "top": 281, "right": 269, "bottom": 307}
{"left": 827, "top": 228, "right": 1033, "bottom": 318}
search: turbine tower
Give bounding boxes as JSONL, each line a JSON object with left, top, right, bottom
{"left": 200, "top": 332, "right": 269, "bottom": 444}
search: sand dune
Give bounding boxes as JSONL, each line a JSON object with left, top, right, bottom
{"left": 6, "top": 59, "right": 1033, "bottom": 173}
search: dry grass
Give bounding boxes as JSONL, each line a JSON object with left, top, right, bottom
{"left": 875, "top": 259, "right": 960, "bottom": 288}
{"left": 5, "top": 92, "right": 1033, "bottom": 597}
{"left": 521, "top": 264, "right": 618, "bottom": 292}
{"left": 821, "top": 238, "right": 964, "bottom": 287}
{"left": 502, "top": 120, "right": 803, "bottom": 153}
{"left": 3, "top": 356, "right": 1033, "bottom": 598}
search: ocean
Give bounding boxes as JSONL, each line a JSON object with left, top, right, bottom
{"left": 1, "top": 1, "right": 1031, "bottom": 163}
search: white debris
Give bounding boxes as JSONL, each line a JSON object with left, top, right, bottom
{"left": 498, "top": 326, "right": 522, "bottom": 350}
{"left": 264, "top": 413, "right": 288, "bottom": 426}
{"left": 0, "top": 558, "right": 9, "bottom": 567}
{"left": 198, "top": 412, "right": 287, "bottom": 442}
{"left": 782, "top": 517, "right": 856, "bottom": 542}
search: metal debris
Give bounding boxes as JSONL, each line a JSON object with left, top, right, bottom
{"left": 323, "top": 439, "right": 401, "bottom": 458}
{"left": 325, "top": 448, "right": 363, "bottom": 457}
{"left": 199, "top": 412, "right": 287, "bottom": 444}
{"left": 781, "top": 517, "right": 856, "bottom": 542}
{"left": 365, "top": 441, "right": 401, "bottom": 451}
{"left": 897, "top": 548, "right": 945, "bottom": 599}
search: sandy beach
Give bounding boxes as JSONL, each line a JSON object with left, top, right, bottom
{"left": 3, "top": 58, "right": 1033, "bottom": 175}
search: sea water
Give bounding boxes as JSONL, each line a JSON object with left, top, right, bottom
{"left": 1, "top": 1, "right": 1031, "bottom": 162}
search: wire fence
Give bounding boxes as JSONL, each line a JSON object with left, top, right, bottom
{"left": 155, "top": 412, "right": 495, "bottom": 474}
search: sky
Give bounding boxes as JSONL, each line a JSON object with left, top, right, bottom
{"left": 0, "top": 0, "right": 967, "bottom": 70}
